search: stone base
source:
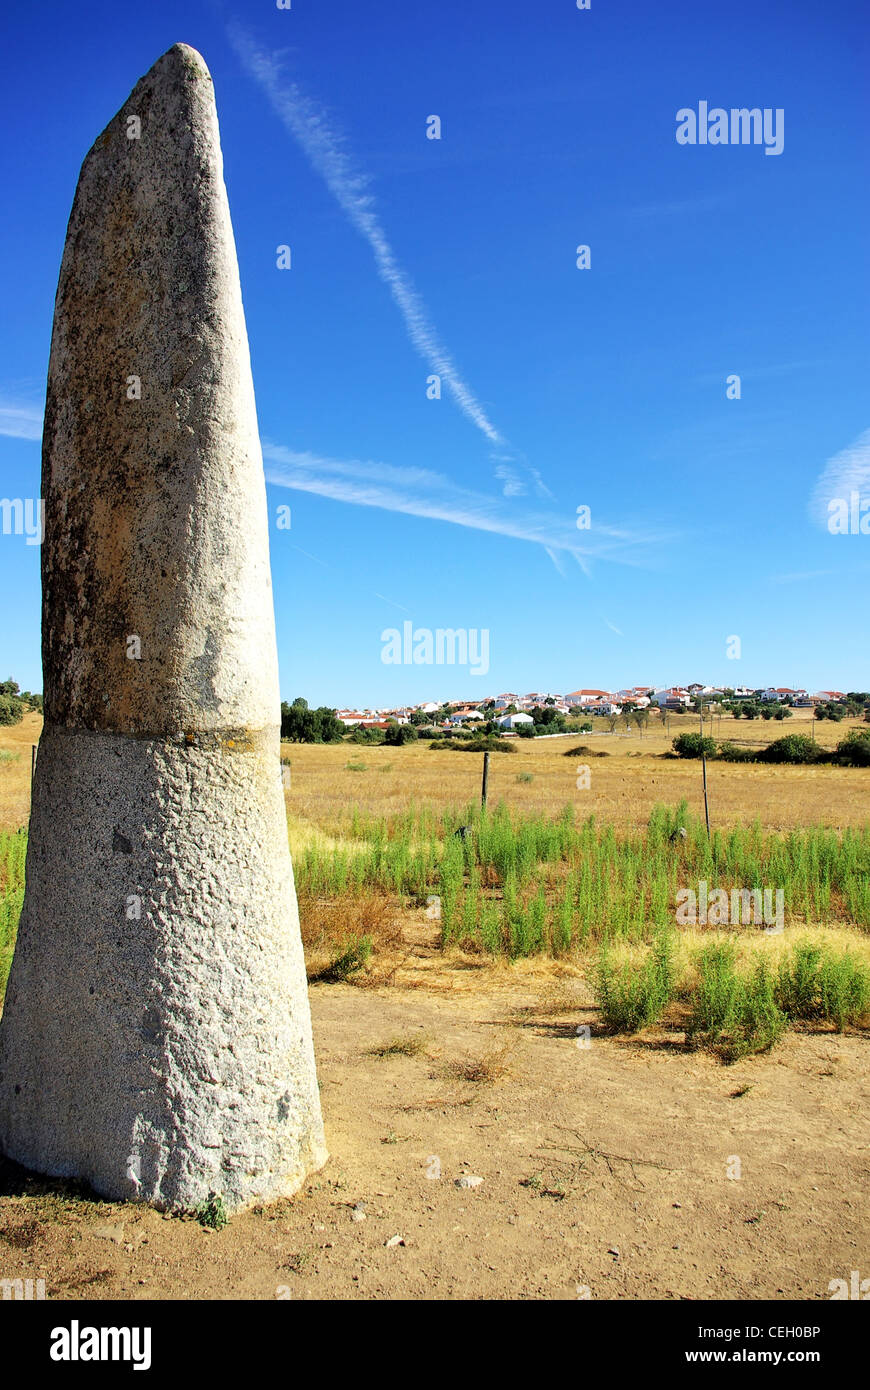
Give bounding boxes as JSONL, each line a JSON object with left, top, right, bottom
{"left": 0, "top": 723, "right": 327, "bottom": 1212}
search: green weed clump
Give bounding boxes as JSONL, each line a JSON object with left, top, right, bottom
{"left": 195, "top": 1193, "right": 228, "bottom": 1230}
{"left": 689, "top": 944, "right": 787, "bottom": 1062}
{"left": 595, "top": 926, "right": 676, "bottom": 1032}
{"left": 775, "top": 940, "right": 870, "bottom": 1030}
{"left": 311, "top": 936, "right": 373, "bottom": 983}
{"left": 0, "top": 828, "right": 27, "bottom": 1002}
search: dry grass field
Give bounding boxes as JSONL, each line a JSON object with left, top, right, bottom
{"left": 282, "top": 708, "right": 870, "bottom": 841}
{"left": 3, "top": 708, "right": 869, "bottom": 836}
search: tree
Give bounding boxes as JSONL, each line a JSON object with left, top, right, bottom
{"left": 837, "top": 728, "right": 870, "bottom": 766}
{"left": 384, "top": 723, "right": 418, "bottom": 746}
{"left": 280, "top": 701, "right": 344, "bottom": 743}
{"left": 635, "top": 709, "right": 650, "bottom": 738}
{"left": 0, "top": 694, "right": 24, "bottom": 726}
{"left": 606, "top": 712, "right": 620, "bottom": 733}
{"left": 673, "top": 732, "right": 716, "bottom": 758}
{"left": 759, "top": 735, "right": 820, "bottom": 765}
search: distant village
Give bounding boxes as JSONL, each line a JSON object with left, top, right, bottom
{"left": 334, "top": 685, "right": 850, "bottom": 732}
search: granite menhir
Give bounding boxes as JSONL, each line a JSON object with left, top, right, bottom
{"left": 0, "top": 44, "right": 327, "bottom": 1211}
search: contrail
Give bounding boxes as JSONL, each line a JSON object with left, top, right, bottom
{"left": 229, "top": 26, "right": 505, "bottom": 449}
{"left": 263, "top": 443, "right": 669, "bottom": 570}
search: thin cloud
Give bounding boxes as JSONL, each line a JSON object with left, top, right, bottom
{"left": 0, "top": 401, "right": 42, "bottom": 441}
{"left": 229, "top": 26, "right": 506, "bottom": 451}
{"left": 263, "top": 442, "right": 669, "bottom": 569}
{"left": 809, "top": 428, "right": 870, "bottom": 529}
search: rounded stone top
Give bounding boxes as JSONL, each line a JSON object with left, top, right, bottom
{"left": 152, "top": 43, "right": 213, "bottom": 83}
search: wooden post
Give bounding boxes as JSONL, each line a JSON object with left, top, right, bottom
{"left": 481, "top": 750, "right": 490, "bottom": 808}
{"left": 699, "top": 706, "right": 710, "bottom": 837}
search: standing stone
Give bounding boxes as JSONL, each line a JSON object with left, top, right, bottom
{"left": 0, "top": 44, "right": 327, "bottom": 1211}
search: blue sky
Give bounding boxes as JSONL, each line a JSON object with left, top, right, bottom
{"left": 1, "top": 0, "right": 868, "bottom": 706}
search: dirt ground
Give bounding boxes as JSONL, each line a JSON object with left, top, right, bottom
{"left": 1, "top": 940, "right": 866, "bottom": 1301}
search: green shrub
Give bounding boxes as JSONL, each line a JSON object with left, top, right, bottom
{"left": 436, "top": 737, "right": 515, "bottom": 753}
{"left": 775, "top": 942, "right": 825, "bottom": 1019}
{"left": 0, "top": 695, "right": 24, "bottom": 727}
{"left": 673, "top": 732, "right": 717, "bottom": 759}
{"left": 312, "top": 937, "right": 373, "bottom": 983}
{"left": 717, "top": 742, "right": 757, "bottom": 763}
{"left": 690, "top": 945, "right": 787, "bottom": 1062}
{"left": 818, "top": 952, "right": 870, "bottom": 1029}
{"left": 775, "top": 941, "right": 869, "bottom": 1030}
{"left": 195, "top": 1193, "right": 228, "bottom": 1230}
{"left": 836, "top": 729, "right": 870, "bottom": 767}
{"left": 348, "top": 726, "right": 385, "bottom": 745}
{"left": 384, "top": 723, "right": 418, "bottom": 746}
{"left": 758, "top": 735, "right": 821, "bottom": 765}
{"left": 595, "top": 927, "right": 675, "bottom": 1032}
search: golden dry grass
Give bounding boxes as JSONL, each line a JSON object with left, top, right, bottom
{"left": 5, "top": 708, "right": 866, "bottom": 835}
{"left": 279, "top": 708, "right": 870, "bottom": 837}
{"left": 0, "top": 712, "right": 41, "bottom": 829}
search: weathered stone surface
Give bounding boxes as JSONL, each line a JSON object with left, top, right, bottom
{"left": 0, "top": 44, "right": 327, "bottom": 1211}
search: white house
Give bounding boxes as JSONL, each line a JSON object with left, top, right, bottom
{"left": 449, "top": 708, "right": 485, "bottom": 726}
{"left": 497, "top": 712, "right": 534, "bottom": 730}
{"left": 565, "top": 688, "right": 611, "bottom": 707}
{"left": 652, "top": 688, "right": 692, "bottom": 708}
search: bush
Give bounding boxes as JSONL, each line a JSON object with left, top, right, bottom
{"left": 595, "top": 927, "right": 675, "bottom": 1033}
{"left": 758, "top": 735, "right": 821, "bottom": 765}
{"left": 195, "top": 1193, "right": 228, "bottom": 1230}
{"left": 776, "top": 941, "right": 870, "bottom": 1030}
{"left": 348, "top": 726, "right": 385, "bottom": 745}
{"left": 689, "top": 944, "right": 787, "bottom": 1062}
{"left": 716, "top": 742, "right": 757, "bottom": 763}
{"left": 673, "top": 732, "right": 716, "bottom": 759}
{"left": 516, "top": 724, "right": 535, "bottom": 739}
{"left": 774, "top": 942, "right": 825, "bottom": 1020}
{"left": 312, "top": 936, "right": 373, "bottom": 983}
{"left": 836, "top": 728, "right": 870, "bottom": 767}
{"left": 384, "top": 723, "right": 418, "bottom": 746}
{"left": 0, "top": 694, "right": 24, "bottom": 727}
{"left": 818, "top": 952, "right": 870, "bottom": 1030}
{"left": 436, "top": 737, "right": 515, "bottom": 753}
